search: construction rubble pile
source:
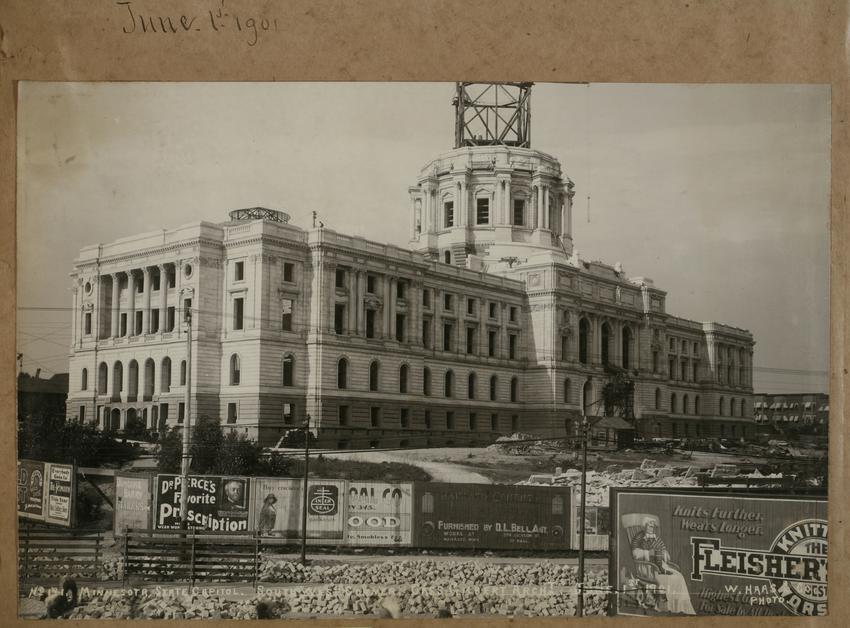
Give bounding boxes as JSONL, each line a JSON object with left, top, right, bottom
{"left": 28, "top": 561, "right": 610, "bottom": 619}
{"left": 491, "top": 433, "right": 567, "bottom": 456}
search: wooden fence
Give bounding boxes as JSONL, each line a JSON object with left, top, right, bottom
{"left": 123, "top": 529, "right": 262, "bottom": 587}
{"left": 18, "top": 524, "right": 105, "bottom": 585}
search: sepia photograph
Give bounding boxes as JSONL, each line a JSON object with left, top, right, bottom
{"left": 16, "top": 81, "right": 830, "bottom": 619}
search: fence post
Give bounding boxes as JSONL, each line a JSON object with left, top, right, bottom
{"left": 122, "top": 529, "right": 130, "bottom": 587}
{"left": 21, "top": 522, "right": 31, "bottom": 588}
{"left": 189, "top": 532, "right": 196, "bottom": 588}
{"left": 94, "top": 531, "right": 102, "bottom": 581}
{"left": 253, "top": 532, "right": 260, "bottom": 590}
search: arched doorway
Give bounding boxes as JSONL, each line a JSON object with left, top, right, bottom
{"left": 110, "top": 408, "right": 121, "bottom": 432}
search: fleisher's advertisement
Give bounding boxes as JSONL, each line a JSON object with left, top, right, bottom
{"left": 612, "top": 490, "right": 827, "bottom": 617}
{"left": 154, "top": 475, "right": 250, "bottom": 532}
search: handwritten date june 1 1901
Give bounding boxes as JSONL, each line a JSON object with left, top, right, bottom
{"left": 118, "top": 1, "right": 279, "bottom": 47}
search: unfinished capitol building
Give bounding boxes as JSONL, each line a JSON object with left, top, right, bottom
{"left": 66, "top": 83, "right": 755, "bottom": 448}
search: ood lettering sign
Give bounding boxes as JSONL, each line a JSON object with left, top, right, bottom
{"left": 346, "top": 482, "right": 412, "bottom": 546}
{"left": 154, "top": 475, "right": 250, "bottom": 532}
{"left": 250, "top": 478, "right": 345, "bottom": 541}
{"left": 611, "top": 489, "right": 827, "bottom": 617}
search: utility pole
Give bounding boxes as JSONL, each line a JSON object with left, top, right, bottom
{"left": 577, "top": 413, "right": 589, "bottom": 617}
{"left": 179, "top": 289, "right": 194, "bottom": 528}
{"left": 300, "top": 414, "right": 311, "bottom": 565}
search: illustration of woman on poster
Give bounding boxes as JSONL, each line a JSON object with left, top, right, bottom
{"left": 630, "top": 517, "right": 696, "bottom": 615}
{"left": 257, "top": 493, "right": 277, "bottom": 533}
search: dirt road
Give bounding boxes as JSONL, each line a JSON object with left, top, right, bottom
{"left": 328, "top": 450, "right": 492, "bottom": 484}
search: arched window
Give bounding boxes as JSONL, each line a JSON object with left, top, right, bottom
{"left": 683, "top": 394, "right": 689, "bottom": 415}
{"left": 127, "top": 360, "right": 138, "bottom": 401}
{"left": 282, "top": 354, "right": 294, "bottom": 386}
{"left": 582, "top": 380, "right": 592, "bottom": 415}
{"left": 444, "top": 370, "right": 454, "bottom": 398}
{"left": 337, "top": 358, "right": 348, "bottom": 389}
{"left": 399, "top": 364, "right": 409, "bottom": 394}
{"left": 81, "top": 368, "right": 88, "bottom": 391}
{"left": 112, "top": 361, "right": 123, "bottom": 396}
{"left": 489, "top": 375, "right": 498, "bottom": 401}
{"left": 740, "top": 398, "right": 746, "bottom": 417}
{"left": 730, "top": 397, "right": 736, "bottom": 417}
{"left": 143, "top": 359, "right": 155, "bottom": 399}
{"left": 670, "top": 393, "right": 677, "bottom": 414}
{"left": 601, "top": 322, "right": 611, "bottom": 365}
{"left": 564, "top": 378, "right": 571, "bottom": 403}
{"left": 180, "top": 360, "right": 187, "bottom": 386}
{"left": 510, "top": 377, "right": 519, "bottom": 403}
{"left": 719, "top": 396, "right": 726, "bottom": 416}
{"left": 622, "top": 327, "right": 632, "bottom": 369}
{"left": 98, "top": 362, "right": 108, "bottom": 394}
{"left": 369, "top": 360, "right": 380, "bottom": 392}
{"left": 423, "top": 367, "right": 432, "bottom": 396}
{"left": 695, "top": 395, "right": 701, "bottom": 415}
{"left": 467, "top": 372, "right": 477, "bottom": 399}
{"left": 229, "top": 354, "right": 241, "bottom": 385}
{"left": 579, "top": 318, "right": 590, "bottom": 364}
{"left": 161, "top": 357, "right": 171, "bottom": 393}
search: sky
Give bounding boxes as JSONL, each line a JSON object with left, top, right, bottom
{"left": 17, "top": 82, "right": 831, "bottom": 394}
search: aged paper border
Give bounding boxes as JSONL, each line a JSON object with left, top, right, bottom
{"left": 0, "top": 1, "right": 846, "bottom": 626}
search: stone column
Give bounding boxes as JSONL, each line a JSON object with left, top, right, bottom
{"left": 505, "top": 178, "right": 512, "bottom": 224}
{"left": 500, "top": 304, "right": 508, "bottom": 358}
{"left": 537, "top": 185, "right": 544, "bottom": 229}
{"left": 433, "top": 288, "right": 441, "bottom": 350}
{"left": 328, "top": 264, "right": 337, "bottom": 334}
{"left": 141, "top": 267, "right": 151, "bottom": 334}
{"left": 158, "top": 264, "right": 168, "bottom": 334}
{"left": 127, "top": 271, "right": 137, "bottom": 335}
{"left": 110, "top": 274, "right": 120, "bottom": 338}
{"left": 494, "top": 181, "right": 502, "bottom": 225}
{"left": 358, "top": 271, "right": 367, "bottom": 336}
{"left": 382, "top": 275, "right": 391, "bottom": 338}
{"left": 479, "top": 300, "right": 487, "bottom": 356}
{"left": 388, "top": 277, "right": 397, "bottom": 339}
{"left": 348, "top": 270, "right": 357, "bottom": 334}
{"left": 460, "top": 181, "right": 468, "bottom": 227}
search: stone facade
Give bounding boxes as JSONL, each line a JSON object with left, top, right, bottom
{"left": 66, "top": 138, "right": 756, "bottom": 447}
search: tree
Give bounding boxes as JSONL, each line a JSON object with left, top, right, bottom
{"left": 155, "top": 427, "right": 183, "bottom": 473}
{"left": 190, "top": 415, "right": 224, "bottom": 474}
{"left": 600, "top": 364, "right": 635, "bottom": 418}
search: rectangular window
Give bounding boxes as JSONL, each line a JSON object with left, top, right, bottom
{"left": 79, "top": 406, "right": 86, "bottom": 423}
{"left": 167, "top": 306, "right": 175, "bottom": 332}
{"left": 180, "top": 361, "right": 186, "bottom": 385}
{"left": 693, "top": 362, "right": 699, "bottom": 382}
{"left": 424, "top": 410, "right": 432, "bottom": 429}
{"left": 490, "top": 413, "right": 498, "bottom": 432}
{"left": 227, "top": 403, "right": 237, "bottom": 424}
{"left": 467, "top": 298, "right": 475, "bottom": 315}
{"left": 669, "top": 358, "right": 676, "bottom": 380}
{"left": 367, "top": 274, "right": 376, "bottom": 294}
{"left": 160, "top": 403, "right": 169, "bottom": 421}
{"left": 335, "top": 268, "right": 346, "bottom": 288}
{"left": 366, "top": 309, "right": 376, "bottom": 338}
{"left": 178, "top": 402, "right": 185, "bottom": 423}
{"left": 397, "top": 281, "right": 407, "bottom": 299}
{"left": 120, "top": 313, "right": 127, "bottom": 336}
{"left": 443, "top": 323, "right": 453, "bottom": 351}
{"left": 395, "top": 314, "right": 406, "bottom": 342}
{"left": 561, "top": 336, "right": 568, "bottom": 361}
{"left": 422, "top": 319, "right": 431, "bottom": 348}
{"left": 466, "top": 327, "right": 475, "bottom": 354}
{"left": 446, "top": 411, "right": 455, "bottom": 430}
{"left": 152, "top": 273, "right": 161, "bottom": 291}
{"left": 513, "top": 199, "right": 525, "bottom": 225}
{"left": 334, "top": 304, "right": 345, "bottom": 334}
{"left": 488, "top": 302, "right": 497, "bottom": 319}
{"left": 183, "top": 298, "right": 192, "bottom": 322}
{"left": 283, "top": 403, "right": 294, "bottom": 425}
{"left": 150, "top": 309, "right": 159, "bottom": 333}
{"left": 84, "top": 312, "right": 92, "bottom": 335}
{"left": 669, "top": 337, "right": 675, "bottom": 351}
{"left": 283, "top": 262, "right": 294, "bottom": 283}
{"left": 135, "top": 311, "right": 143, "bottom": 335}
{"left": 509, "top": 334, "right": 517, "bottom": 359}
{"left": 476, "top": 198, "right": 489, "bottom": 224}
{"left": 469, "top": 412, "right": 477, "bottom": 431}
{"left": 488, "top": 330, "right": 496, "bottom": 357}
{"left": 422, "top": 289, "right": 431, "bottom": 308}
{"left": 681, "top": 359, "right": 688, "bottom": 382}
{"left": 401, "top": 408, "right": 410, "bottom": 429}
{"left": 444, "top": 294, "right": 453, "bottom": 311}
{"left": 234, "top": 261, "right": 244, "bottom": 281}
{"left": 282, "top": 299, "right": 293, "bottom": 331}
{"left": 233, "top": 298, "right": 244, "bottom": 330}
{"left": 509, "top": 306, "right": 517, "bottom": 322}
{"left": 338, "top": 405, "right": 349, "bottom": 426}
{"left": 444, "top": 201, "right": 454, "bottom": 228}
{"left": 370, "top": 407, "right": 381, "bottom": 428}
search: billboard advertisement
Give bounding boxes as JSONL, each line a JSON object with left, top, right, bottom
{"left": 570, "top": 485, "right": 610, "bottom": 552}
{"left": 45, "top": 463, "right": 74, "bottom": 526}
{"left": 611, "top": 489, "right": 827, "bottom": 617}
{"left": 154, "top": 475, "right": 250, "bottom": 532}
{"left": 345, "top": 482, "right": 412, "bottom": 546}
{"left": 17, "top": 459, "right": 47, "bottom": 521}
{"left": 412, "top": 482, "right": 570, "bottom": 550}
{"left": 250, "top": 478, "right": 346, "bottom": 541}
{"left": 114, "top": 474, "right": 152, "bottom": 535}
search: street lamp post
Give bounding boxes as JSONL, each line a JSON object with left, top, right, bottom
{"left": 300, "top": 415, "right": 311, "bottom": 565}
{"left": 178, "top": 288, "right": 194, "bottom": 529}
{"left": 577, "top": 413, "right": 589, "bottom": 617}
